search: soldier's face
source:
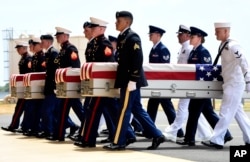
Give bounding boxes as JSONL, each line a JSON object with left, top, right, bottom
{"left": 115, "top": 17, "right": 128, "bottom": 32}
{"left": 83, "top": 27, "right": 92, "bottom": 40}
{"left": 41, "top": 40, "right": 47, "bottom": 49}
{"left": 149, "top": 33, "right": 158, "bottom": 42}
{"left": 16, "top": 47, "right": 27, "bottom": 55}
{"left": 91, "top": 26, "right": 104, "bottom": 37}
{"left": 177, "top": 33, "right": 189, "bottom": 44}
{"left": 215, "top": 28, "right": 229, "bottom": 41}
{"left": 29, "top": 44, "right": 34, "bottom": 53}
{"left": 190, "top": 35, "right": 201, "bottom": 47}
{"left": 33, "top": 43, "right": 42, "bottom": 53}
{"left": 56, "top": 34, "right": 65, "bottom": 44}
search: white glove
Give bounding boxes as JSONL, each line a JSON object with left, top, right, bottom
{"left": 246, "top": 83, "right": 250, "bottom": 93}
{"left": 127, "top": 81, "right": 136, "bottom": 92}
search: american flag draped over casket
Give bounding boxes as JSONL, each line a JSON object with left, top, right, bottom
{"left": 80, "top": 62, "right": 250, "bottom": 99}
{"left": 23, "top": 72, "right": 45, "bottom": 99}
{"left": 10, "top": 74, "right": 25, "bottom": 98}
{"left": 80, "top": 63, "right": 119, "bottom": 97}
{"left": 55, "top": 68, "right": 81, "bottom": 98}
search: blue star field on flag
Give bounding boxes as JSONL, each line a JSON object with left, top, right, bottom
{"left": 195, "top": 64, "right": 223, "bottom": 81}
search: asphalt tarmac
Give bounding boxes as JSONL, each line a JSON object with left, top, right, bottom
{"left": 0, "top": 103, "right": 249, "bottom": 162}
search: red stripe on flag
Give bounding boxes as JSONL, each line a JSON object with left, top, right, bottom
{"left": 145, "top": 71, "right": 196, "bottom": 80}
{"left": 30, "top": 73, "right": 46, "bottom": 80}
{"left": 62, "top": 75, "right": 81, "bottom": 82}
{"left": 90, "top": 71, "right": 196, "bottom": 80}
{"left": 92, "top": 71, "right": 116, "bottom": 79}
{"left": 15, "top": 75, "right": 24, "bottom": 82}
{"left": 88, "top": 63, "right": 93, "bottom": 79}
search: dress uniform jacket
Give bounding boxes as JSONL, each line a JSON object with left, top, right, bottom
{"left": 85, "top": 34, "right": 115, "bottom": 62}
{"left": 55, "top": 41, "right": 80, "bottom": 68}
{"left": 188, "top": 44, "right": 211, "bottom": 64}
{"left": 114, "top": 28, "right": 148, "bottom": 88}
{"left": 19, "top": 52, "right": 32, "bottom": 74}
{"left": 44, "top": 47, "right": 59, "bottom": 95}
{"left": 31, "top": 50, "right": 46, "bottom": 72}
{"left": 149, "top": 42, "right": 170, "bottom": 63}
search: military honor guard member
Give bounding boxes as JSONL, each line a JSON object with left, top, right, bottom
{"left": 74, "top": 17, "right": 118, "bottom": 148}
{"left": 50, "top": 26, "right": 83, "bottom": 141}
{"left": 37, "top": 34, "right": 60, "bottom": 139}
{"left": 146, "top": 25, "right": 184, "bottom": 138}
{"left": 68, "top": 21, "right": 93, "bottom": 142}
{"left": 1, "top": 41, "right": 32, "bottom": 133}
{"left": 22, "top": 37, "right": 46, "bottom": 136}
{"left": 163, "top": 25, "right": 212, "bottom": 142}
{"left": 103, "top": 11, "right": 165, "bottom": 150}
{"left": 202, "top": 22, "right": 250, "bottom": 149}
{"left": 177, "top": 26, "right": 232, "bottom": 146}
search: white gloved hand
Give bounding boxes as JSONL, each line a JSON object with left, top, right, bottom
{"left": 127, "top": 81, "right": 136, "bottom": 92}
{"left": 246, "top": 83, "right": 250, "bottom": 93}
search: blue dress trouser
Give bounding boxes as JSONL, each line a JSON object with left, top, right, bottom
{"left": 114, "top": 88, "right": 162, "bottom": 145}
{"left": 41, "top": 94, "right": 59, "bottom": 135}
{"left": 147, "top": 98, "right": 184, "bottom": 137}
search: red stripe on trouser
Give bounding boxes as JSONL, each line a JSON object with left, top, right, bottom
{"left": 84, "top": 97, "right": 101, "bottom": 141}
{"left": 10, "top": 99, "right": 25, "bottom": 128}
{"left": 59, "top": 98, "right": 69, "bottom": 139}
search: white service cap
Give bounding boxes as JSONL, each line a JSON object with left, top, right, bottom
{"left": 89, "top": 17, "right": 108, "bottom": 27}
{"left": 214, "top": 22, "right": 231, "bottom": 28}
{"left": 32, "top": 37, "right": 41, "bottom": 43}
{"left": 15, "top": 41, "right": 28, "bottom": 48}
{"left": 54, "top": 26, "right": 72, "bottom": 36}
{"left": 176, "top": 24, "right": 191, "bottom": 34}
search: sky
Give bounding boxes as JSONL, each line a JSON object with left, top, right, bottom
{"left": 0, "top": 0, "right": 250, "bottom": 85}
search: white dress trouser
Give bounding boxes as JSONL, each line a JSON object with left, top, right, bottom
{"left": 210, "top": 83, "right": 250, "bottom": 145}
{"left": 165, "top": 98, "right": 212, "bottom": 139}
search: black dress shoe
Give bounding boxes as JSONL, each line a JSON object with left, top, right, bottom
{"left": 69, "top": 125, "right": 79, "bottom": 136}
{"left": 103, "top": 143, "right": 126, "bottom": 150}
{"left": 1, "top": 126, "right": 16, "bottom": 132}
{"left": 36, "top": 132, "right": 48, "bottom": 138}
{"left": 201, "top": 140, "right": 223, "bottom": 149}
{"left": 100, "top": 129, "right": 109, "bottom": 135}
{"left": 100, "top": 138, "right": 111, "bottom": 143}
{"left": 176, "top": 140, "right": 195, "bottom": 146}
{"left": 126, "top": 138, "right": 136, "bottom": 146}
{"left": 46, "top": 135, "right": 58, "bottom": 141}
{"left": 68, "top": 134, "right": 81, "bottom": 142}
{"left": 224, "top": 136, "right": 233, "bottom": 144}
{"left": 15, "top": 128, "right": 24, "bottom": 133}
{"left": 74, "top": 141, "right": 96, "bottom": 148}
{"left": 147, "top": 135, "right": 165, "bottom": 150}
{"left": 23, "top": 130, "right": 33, "bottom": 136}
